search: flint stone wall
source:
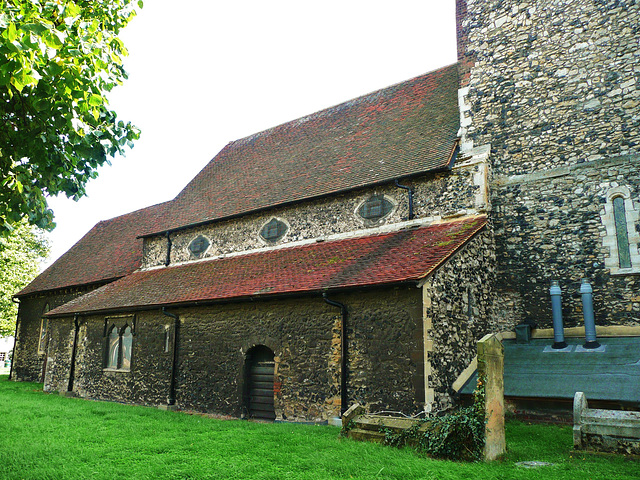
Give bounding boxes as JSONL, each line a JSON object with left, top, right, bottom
{"left": 422, "top": 228, "right": 496, "bottom": 411}
{"left": 44, "top": 288, "right": 424, "bottom": 421}
{"left": 460, "top": 0, "right": 640, "bottom": 327}
{"left": 11, "top": 290, "right": 90, "bottom": 383}
{"left": 492, "top": 154, "right": 640, "bottom": 327}
{"left": 462, "top": 0, "right": 640, "bottom": 175}
{"left": 142, "top": 166, "right": 484, "bottom": 269}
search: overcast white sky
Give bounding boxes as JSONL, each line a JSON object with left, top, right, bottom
{"left": 44, "top": 1, "right": 457, "bottom": 268}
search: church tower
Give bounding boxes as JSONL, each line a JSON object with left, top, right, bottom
{"left": 456, "top": 0, "right": 640, "bottom": 327}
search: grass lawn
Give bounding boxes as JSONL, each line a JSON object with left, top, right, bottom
{"left": 0, "top": 376, "right": 637, "bottom": 479}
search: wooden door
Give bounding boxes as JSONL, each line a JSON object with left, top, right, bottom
{"left": 247, "top": 346, "right": 275, "bottom": 421}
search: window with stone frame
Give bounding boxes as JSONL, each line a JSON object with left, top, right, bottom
{"left": 188, "top": 235, "right": 210, "bottom": 258}
{"left": 37, "top": 304, "right": 50, "bottom": 355}
{"left": 106, "top": 326, "right": 119, "bottom": 369}
{"left": 104, "top": 317, "right": 135, "bottom": 371}
{"left": 259, "top": 218, "right": 288, "bottom": 243}
{"left": 357, "top": 194, "right": 394, "bottom": 222}
{"left": 599, "top": 186, "right": 640, "bottom": 275}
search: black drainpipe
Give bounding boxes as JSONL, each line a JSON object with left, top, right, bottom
{"left": 165, "top": 231, "right": 172, "bottom": 267}
{"left": 394, "top": 179, "right": 414, "bottom": 220}
{"left": 322, "top": 293, "right": 348, "bottom": 416}
{"left": 67, "top": 315, "right": 80, "bottom": 392}
{"left": 161, "top": 308, "right": 180, "bottom": 406}
{"left": 8, "top": 298, "right": 20, "bottom": 381}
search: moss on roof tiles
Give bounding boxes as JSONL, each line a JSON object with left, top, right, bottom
{"left": 155, "top": 63, "right": 460, "bottom": 234}
{"left": 48, "top": 216, "right": 486, "bottom": 316}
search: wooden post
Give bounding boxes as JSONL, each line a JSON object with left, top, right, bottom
{"left": 477, "top": 333, "right": 506, "bottom": 461}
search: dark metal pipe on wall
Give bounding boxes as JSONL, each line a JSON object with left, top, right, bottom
{"left": 165, "top": 232, "right": 172, "bottom": 267}
{"left": 67, "top": 315, "right": 80, "bottom": 392}
{"left": 394, "top": 179, "right": 414, "bottom": 220}
{"left": 322, "top": 293, "right": 348, "bottom": 416}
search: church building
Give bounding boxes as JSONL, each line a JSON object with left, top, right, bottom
{"left": 11, "top": 0, "right": 640, "bottom": 421}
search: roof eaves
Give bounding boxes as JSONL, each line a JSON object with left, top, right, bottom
{"left": 46, "top": 280, "right": 422, "bottom": 318}
{"left": 13, "top": 276, "right": 123, "bottom": 300}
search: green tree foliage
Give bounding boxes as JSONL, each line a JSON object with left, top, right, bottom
{"left": 0, "top": 0, "right": 142, "bottom": 234}
{"left": 0, "top": 222, "right": 49, "bottom": 337}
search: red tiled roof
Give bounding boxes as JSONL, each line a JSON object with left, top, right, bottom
{"left": 20, "top": 65, "right": 460, "bottom": 298}
{"left": 47, "top": 216, "right": 486, "bottom": 316}
{"left": 16, "top": 202, "right": 171, "bottom": 297}
{"left": 144, "top": 64, "right": 460, "bottom": 235}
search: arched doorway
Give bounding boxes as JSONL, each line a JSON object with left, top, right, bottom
{"left": 245, "top": 345, "right": 275, "bottom": 421}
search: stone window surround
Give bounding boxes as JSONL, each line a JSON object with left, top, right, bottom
{"left": 258, "top": 217, "right": 290, "bottom": 245}
{"left": 600, "top": 185, "right": 640, "bottom": 276}
{"left": 37, "top": 304, "right": 50, "bottom": 355}
{"left": 188, "top": 235, "right": 211, "bottom": 258}
{"left": 354, "top": 193, "right": 397, "bottom": 227}
{"left": 357, "top": 194, "right": 394, "bottom": 220}
{"left": 103, "top": 315, "right": 135, "bottom": 372}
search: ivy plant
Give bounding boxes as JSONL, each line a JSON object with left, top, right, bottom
{"left": 379, "top": 376, "right": 487, "bottom": 461}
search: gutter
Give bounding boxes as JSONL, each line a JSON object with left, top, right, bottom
{"left": 67, "top": 315, "right": 80, "bottom": 392}
{"left": 322, "top": 293, "right": 349, "bottom": 416}
{"left": 44, "top": 281, "right": 420, "bottom": 319}
{"left": 446, "top": 140, "right": 461, "bottom": 168}
{"left": 14, "top": 278, "right": 120, "bottom": 301}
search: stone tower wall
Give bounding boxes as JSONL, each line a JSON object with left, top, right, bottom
{"left": 457, "top": 0, "right": 640, "bottom": 327}
{"left": 459, "top": 0, "right": 640, "bottom": 174}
